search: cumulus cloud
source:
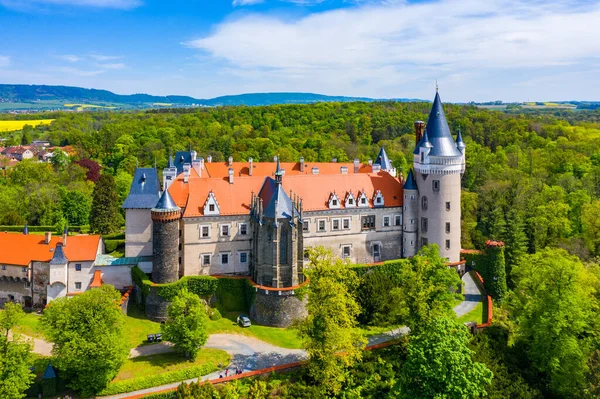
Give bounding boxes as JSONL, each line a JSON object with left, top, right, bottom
{"left": 184, "top": 0, "right": 600, "bottom": 100}
{"left": 0, "top": 0, "right": 141, "bottom": 10}
{"left": 52, "top": 66, "right": 105, "bottom": 76}
{"left": 99, "top": 62, "right": 126, "bottom": 69}
{"left": 89, "top": 53, "right": 124, "bottom": 61}
{"left": 58, "top": 54, "right": 81, "bottom": 62}
{"left": 232, "top": 0, "right": 263, "bottom": 6}
{"left": 0, "top": 55, "right": 10, "bottom": 68}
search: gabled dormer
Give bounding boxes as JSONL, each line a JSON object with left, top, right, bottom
{"left": 357, "top": 190, "right": 369, "bottom": 208}
{"left": 345, "top": 191, "right": 357, "bottom": 208}
{"left": 373, "top": 190, "right": 384, "bottom": 208}
{"left": 203, "top": 191, "right": 220, "bottom": 216}
{"left": 328, "top": 192, "right": 341, "bottom": 209}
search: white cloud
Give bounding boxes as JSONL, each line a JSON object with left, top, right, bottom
{"left": 281, "top": 0, "right": 326, "bottom": 5}
{"left": 184, "top": 0, "right": 600, "bottom": 100}
{"left": 0, "top": 55, "right": 10, "bottom": 68}
{"left": 52, "top": 66, "right": 105, "bottom": 76}
{"left": 232, "top": 0, "right": 263, "bottom": 6}
{"left": 0, "top": 0, "right": 141, "bottom": 10}
{"left": 57, "top": 54, "right": 81, "bottom": 62}
{"left": 89, "top": 53, "right": 124, "bottom": 61}
{"left": 99, "top": 62, "right": 126, "bottom": 69}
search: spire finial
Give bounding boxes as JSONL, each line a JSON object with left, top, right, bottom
{"left": 436, "top": 79, "right": 438, "bottom": 92}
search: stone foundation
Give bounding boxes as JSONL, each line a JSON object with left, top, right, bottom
{"left": 250, "top": 289, "right": 307, "bottom": 327}
{"left": 145, "top": 288, "right": 170, "bottom": 322}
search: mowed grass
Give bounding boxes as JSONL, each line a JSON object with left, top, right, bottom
{"left": 123, "top": 303, "right": 162, "bottom": 349}
{"left": 112, "top": 349, "right": 229, "bottom": 382}
{"left": 0, "top": 119, "right": 54, "bottom": 132}
{"left": 207, "top": 311, "right": 303, "bottom": 349}
{"left": 456, "top": 301, "right": 485, "bottom": 325}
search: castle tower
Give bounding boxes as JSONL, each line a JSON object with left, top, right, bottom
{"left": 162, "top": 155, "right": 178, "bottom": 192}
{"left": 151, "top": 190, "right": 181, "bottom": 284}
{"left": 373, "top": 147, "right": 397, "bottom": 177}
{"left": 402, "top": 168, "right": 418, "bottom": 258}
{"left": 413, "top": 91, "right": 465, "bottom": 262}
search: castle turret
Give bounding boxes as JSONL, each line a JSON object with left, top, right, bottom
{"left": 402, "top": 168, "right": 418, "bottom": 257}
{"left": 162, "top": 155, "right": 178, "bottom": 191}
{"left": 413, "top": 91, "right": 465, "bottom": 262}
{"left": 373, "top": 147, "right": 397, "bottom": 177}
{"left": 151, "top": 190, "right": 181, "bottom": 284}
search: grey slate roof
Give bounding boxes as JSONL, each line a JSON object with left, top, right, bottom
{"left": 403, "top": 168, "right": 418, "bottom": 190}
{"left": 259, "top": 177, "right": 297, "bottom": 220}
{"left": 152, "top": 189, "right": 180, "bottom": 211}
{"left": 49, "top": 243, "right": 69, "bottom": 265}
{"left": 456, "top": 128, "right": 466, "bottom": 151}
{"left": 413, "top": 92, "right": 462, "bottom": 157}
{"left": 174, "top": 151, "right": 192, "bottom": 175}
{"left": 374, "top": 147, "right": 392, "bottom": 170}
{"left": 122, "top": 168, "right": 160, "bottom": 209}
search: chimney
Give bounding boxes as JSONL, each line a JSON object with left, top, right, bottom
{"left": 45, "top": 231, "right": 52, "bottom": 245}
{"left": 228, "top": 168, "right": 234, "bottom": 184}
{"left": 183, "top": 164, "right": 191, "bottom": 183}
{"left": 332, "top": 157, "right": 337, "bottom": 163}
{"left": 340, "top": 166, "right": 348, "bottom": 175}
{"left": 199, "top": 157, "right": 205, "bottom": 170}
{"left": 23, "top": 224, "right": 28, "bottom": 235}
{"left": 353, "top": 158, "right": 360, "bottom": 173}
{"left": 192, "top": 159, "right": 202, "bottom": 177}
{"left": 228, "top": 156, "right": 233, "bottom": 166}
{"left": 273, "top": 155, "right": 278, "bottom": 162}
{"left": 207, "top": 155, "right": 212, "bottom": 163}
{"left": 414, "top": 120, "right": 425, "bottom": 145}
{"left": 249, "top": 157, "right": 253, "bottom": 176}
{"left": 311, "top": 167, "right": 319, "bottom": 175}
{"left": 191, "top": 150, "right": 197, "bottom": 161}
{"left": 372, "top": 164, "right": 381, "bottom": 173}
{"left": 63, "top": 227, "right": 68, "bottom": 247}
{"left": 368, "top": 159, "right": 373, "bottom": 166}
{"left": 299, "top": 157, "right": 305, "bottom": 172}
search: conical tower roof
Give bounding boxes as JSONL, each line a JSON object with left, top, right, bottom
{"left": 373, "top": 147, "right": 392, "bottom": 170}
{"left": 414, "top": 92, "right": 462, "bottom": 157}
{"left": 456, "top": 128, "right": 466, "bottom": 151}
{"left": 152, "top": 189, "right": 180, "bottom": 212}
{"left": 403, "top": 168, "right": 418, "bottom": 190}
{"left": 413, "top": 129, "right": 433, "bottom": 154}
{"left": 49, "top": 242, "right": 69, "bottom": 265}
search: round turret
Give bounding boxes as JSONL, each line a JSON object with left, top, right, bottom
{"left": 151, "top": 190, "right": 181, "bottom": 284}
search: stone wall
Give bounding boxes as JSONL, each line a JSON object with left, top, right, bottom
{"left": 32, "top": 261, "right": 49, "bottom": 309}
{"left": 152, "top": 217, "right": 180, "bottom": 284}
{"left": 145, "top": 287, "right": 171, "bottom": 322}
{"left": 250, "top": 290, "right": 307, "bottom": 328}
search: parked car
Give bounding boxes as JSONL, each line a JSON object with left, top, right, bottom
{"left": 237, "top": 315, "right": 251, "bottom": 328}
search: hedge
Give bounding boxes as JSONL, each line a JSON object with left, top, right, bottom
{"left": 141, "top": 392, "right": 175, "bottom": 399}
{"left": 0, "top": 225, "right": 89, "bottom": 233}
{"left": 104, "top": 239, "right": 125, "bottom": 253}
{"left": 97, "top": 363, "right": 218, "bottom": 396}
{"left": 215, "top": 278, "right": 255, "bottom": 312}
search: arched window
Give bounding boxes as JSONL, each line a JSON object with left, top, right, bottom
{"left": 280, "top": 229, "right": 288, "bottom": 264}
{"left": 421, "top": 196, "right": 428, "bottom": 211}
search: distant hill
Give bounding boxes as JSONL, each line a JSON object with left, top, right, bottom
{"left": 0, "top": 84, "right": 424, "bottom": 110}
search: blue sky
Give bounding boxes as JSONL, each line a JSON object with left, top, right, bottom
{"left": 1, "top": 0, "right": 599, "bottom": 101}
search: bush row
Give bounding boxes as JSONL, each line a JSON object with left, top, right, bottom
{"left": 97, "top": 363, "right": 218, "bottom": 396}
{"left": 104, "top": 239, "right": 125, "bottom": 253}
{"left": 0, "top": 225, "right": 89, "bottom": 233}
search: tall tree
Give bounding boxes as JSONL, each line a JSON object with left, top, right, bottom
{"left": 297, "top": 246, "right": 366, "bottom": 395}
{"left": 389, "top": 245, "right": 462, "bottom": 333}
{"left": 0, "top": 303, "right": 35, "bottom": 399}
{"left": 504, "top": 208, "right": 528, "bottom": 285}
{"left": 398, "top": 317, "right": 493, "bottom": 399}
{"left": 510, "top": 249, "right": 600, "bottom": 397}
{"left": 40, "top": 285, "right": 128, "bottom": 396}
{"left": 161, "top": 289, "right": 209, "bottom": 360}
{"left": 89, "top": 173, "right": 121, "bottom": 234}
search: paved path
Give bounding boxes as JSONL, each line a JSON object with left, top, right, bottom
{"left": 7, "top": 332, "right": 53, "bottom": 356}
{"left": 453, "top": 271, "right": 483, "bottom": 317}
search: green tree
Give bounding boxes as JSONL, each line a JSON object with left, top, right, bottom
{"left": 484, "top": 243, "right": 508, "bottom": 302}
{"left": 510, "top": 249, "right": 600, "bottom": 397}
{"left": 390, "top": 245, "right": 462, "bottom": 333}
{"left": 398, "top": 317, "right": 493, "bottom": 399}
{"left": 50, "top": 149, "right": 69, "bottom": 170}
{"left": 504, "top": 208, "right": 528, "bottom": 285}
{"left": 161, "top": 289, "right": 209, "bottom": 360}
{"left": 89, "top": 173, "right": 122, "bottom": 234}
{"left": 40, "top": 285, "right": 128, "bottom": 396}
{"left": 0, "top": 303, "right": 35, "bottom": 399}
{"left": 248, "top": 380, "right": 269, "bottom": 399}
{"left": 297, "top": 246, "right": 367, "bottom": 395}
{"left": 61, "top": 189, "right": 92, "bottom": 226}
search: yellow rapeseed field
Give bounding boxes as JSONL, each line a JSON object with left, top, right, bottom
{"left": 0, "top": 119, "right": 54, "bottom": 132}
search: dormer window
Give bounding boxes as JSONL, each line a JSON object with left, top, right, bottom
{"left": 328, "top": 192, "right": 341, "bottom": 209}
{"left": 203, "top": 192, "right": 220, "bottom": 216}
{"left": 357, "top": 191, "right": 369, "bottom": 208}
{"left": 345, "top": 192, "right": 357, "bottom": 208}
{"left": 373, "top": 190, "right": 384, "bottom": 207}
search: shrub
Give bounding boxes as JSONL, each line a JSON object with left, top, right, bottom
{"left": 104, "top": 239, "right": 125, "bottom": 253}
{"left": 209, "top": 308, "right": 222, "bottom": 321}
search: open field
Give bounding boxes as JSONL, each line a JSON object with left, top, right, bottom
{"left": 0, "top": 119, "right": 54, "bottom": 132}
{"left": 64, "top": 103, "right": 117, "bottom": 109}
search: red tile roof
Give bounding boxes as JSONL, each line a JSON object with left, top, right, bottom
{"left": 169, "top": 167, "right": 403, "bottom": 218}
{"left": 0, "top": 233, "right": 101, "bottom": 266}
{"left": 203, "top": 161, "right": 372, "bottom": 178}
{"left": 90, "top": 270, "right": 104, "bottom": 288}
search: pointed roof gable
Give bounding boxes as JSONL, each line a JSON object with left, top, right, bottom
{"left": 49, "top": 242, "right": 69, "bottom": 265}
{"left": 403, "top": 169, "right": 418, "bottom": 190}
{"left": 419, "top": 92, "right": 462, "bottom": 157}
{"left": 259, "top": 177, "right": 297, "bottom": 220}
{"left": 153, "top": 189, "right": 180, "bottom": 211}
{"left": 122, "top": 168, "right": 160, "bottom": 209}
{"left": 373, "top": 147, "right": 392, "bottom": 170}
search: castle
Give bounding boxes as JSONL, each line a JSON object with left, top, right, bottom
{"left": 124, "top": 91, "right": 466, "bottom": 325}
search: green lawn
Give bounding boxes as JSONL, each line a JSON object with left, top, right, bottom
{"left": 112, "top": 349, "right": 229, "bottom": 382}
{"left": 0, "top": 310, "right": 46, "bottom": 339}
{"left": 123, "top": 303, "right": 162, "bottom": 349}
{"left": 456, "top": 301, "right": 485, "bottom": 325}
{"left": 207, "top": 311, "right": 303, "bottom": 349}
